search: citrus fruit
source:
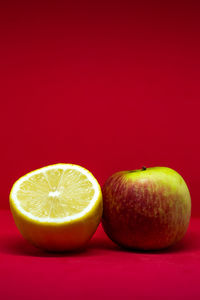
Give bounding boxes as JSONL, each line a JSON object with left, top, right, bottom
{"left": 9, "top": 163, "right": 103, "bottom": 251}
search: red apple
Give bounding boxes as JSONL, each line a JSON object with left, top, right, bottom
{"left": 102, "top": 167, "right": 191, "bottom": 250}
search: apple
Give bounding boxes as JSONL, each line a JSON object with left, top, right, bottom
{"left": 102, "top": 167, "right": 191, "bottom": 250}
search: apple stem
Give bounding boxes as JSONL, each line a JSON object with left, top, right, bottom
{"left": 142, "top": 166, "right": 147, "bottom": 171}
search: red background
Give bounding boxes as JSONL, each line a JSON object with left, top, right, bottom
{"left": 1, "top": 2, "right": 200, "bottom": 300}
{"left": 1, "top": 0, "right": 200, "bottom": 215}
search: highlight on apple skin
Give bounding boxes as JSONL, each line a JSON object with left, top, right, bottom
{"left": 102, "top": 167, "right": 191, "bottom": 250}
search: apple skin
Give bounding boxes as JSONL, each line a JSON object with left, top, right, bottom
{"left": 102, "top": 167, "right": 191, "bottom": 250}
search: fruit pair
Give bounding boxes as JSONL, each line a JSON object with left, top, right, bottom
{"left": 10, "top": 164, "right": 191, "bottom": 251}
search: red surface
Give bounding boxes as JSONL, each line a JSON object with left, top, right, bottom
{"left": 1, "top": 210, "right": 200, "bottom": 300}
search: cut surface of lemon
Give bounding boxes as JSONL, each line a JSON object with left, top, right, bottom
{"left": 9, "top": 164, "right": 103, "bottom": 251}
{"left": 11, "top": 164, "right": 101, "bottom": 222}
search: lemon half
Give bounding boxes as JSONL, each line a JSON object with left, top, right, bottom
{"left": 10, "top": 164, "right": 103, "bottom": 251}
